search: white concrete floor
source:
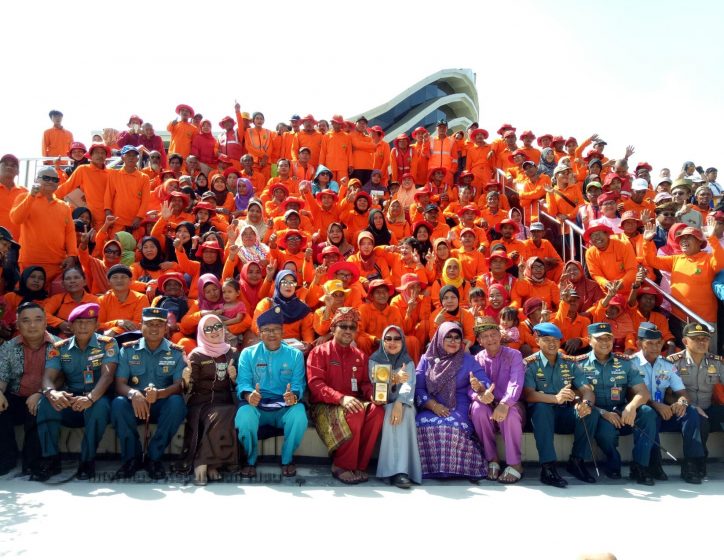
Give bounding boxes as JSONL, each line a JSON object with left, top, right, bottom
{"left": 1, "top": 461, "right": 721, "bottom": 559}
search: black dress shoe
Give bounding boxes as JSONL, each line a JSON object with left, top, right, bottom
{"left": 146, "top": 460, "right": 167, "bottom": 480}
{"left": 540, "top": 463, "right": 567, "bottom": 488}
{"left": 31, "top": 456, "right": 61, "bottom": 482}
{"left": 629, "top": 462, "right": 654, "bottom": 486}
{"left": 113, "top": 458, "right": 142, "bottom": 480}
{"left": 566, "top": 457, "right": 596, "bottom": 483}
{"left": 605, "top": 467, "right": 622, "bottom": 480}
{"left": 648, "top": 450, "right": 668, "bottom": 481}
{"left": 695, "top": 457, "right": 707, "bottom": 478}
{"left": 76, "top": 460, "right": 95, "bottom": 480}
{"left": 681, "top": 459, "right": 702, "bottom": 485}
{"left": 392, "top": 474, "right": 412, "bottom": 489}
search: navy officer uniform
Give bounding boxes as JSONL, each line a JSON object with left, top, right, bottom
{"left": 35, "top": 303, "right": 118, "bottom": 480}
{"left": 523, "top": 322, "right": 598, "bottom": 488}
{"left": 577, "top": 322, "right": 657, "bottom": 484}
{"left": 111, "top": 307, "right": 187, "bottom": 479}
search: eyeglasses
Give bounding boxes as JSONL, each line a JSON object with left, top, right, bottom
{"left": 104, "top": 248, "right": 121, "bottom": 255}
{"left": 336, "top": 323, "right": 358, "bottom": 331}
{"left": 40, "top": 175, "right": 60, "bottom": 183}
{"left": 286, "top": 236, "right": 302, "bottom": 242}
{"left": 444, "top": 334, "right": 462, "bottom": 342}
{"left": 260, "top": 327, "right": 282, "bottom": 335}
{"left": 203, "top": 323, "right": 224, "bottom": 334}
{"left": 660, "top": 212, "right": 675, "bottom": 217}
{"left": 384, "top": 336, "right": 402, "bottom": 342}
{"left": 279, "top": 280, "right": 296, "bottom": 287}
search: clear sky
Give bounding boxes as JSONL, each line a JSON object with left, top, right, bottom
{"left": 3, "top": 0, "right": 722, "bottom": 176}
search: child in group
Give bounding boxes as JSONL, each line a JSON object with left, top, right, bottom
{"left": 217, "top": 278, "right": 251, "bottom": 344}
{"left": 469, "top": 287, "right": 487, "bottom": 318}
{"left": 498, "top": 306, "right": 521, "bottom": 348}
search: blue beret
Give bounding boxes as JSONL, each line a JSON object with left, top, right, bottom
{"left": 588, "top": 322, "right": 613, "bottom": 337}
{"left": 142, "top": 307, "right": 168, "bottom": 321}
{"left": 637, "top": 322, "right": 662, "bottom": 340}
{"left": 68, "top": 303, "right": 100, "bottom": 322}
{"left": 257, "top": 305, "right": 283, "bottom": 330}
{"left": 532, "top": 322, "right": 563, "bottom": 339}
{"left": 120, "top": 145, "right": 140, "bottom": 155}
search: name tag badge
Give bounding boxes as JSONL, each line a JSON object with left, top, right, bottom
{"left": 88, "top": 353, "right": 104, "bottom": 361}
{"left": 84, "top": 370, "right": 94, "bottom": 385}
{"left": 611, "top": 387, "right": 622, "bottom": 401}
{"left": 351, "top": 378, "right": 358, "bottom": 392}
{"left": 158, "top": 359, "right": 175, "bottom": 367}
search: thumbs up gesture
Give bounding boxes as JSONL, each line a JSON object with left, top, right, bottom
{"left": 248, "top": 383, "right": 262, "bottom": 407}
{"left": 283, "top": 383, "right": 297, "bottom": 406}
{"left": 469, "top": 372, "right": 483, "bottom": 393}
{"left": 480, "top": 382, "right": 496, "bottom": 404}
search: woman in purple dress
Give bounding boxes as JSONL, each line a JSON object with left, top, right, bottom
{"left": 415, "top": 321, "right": 489, "bottom": 479}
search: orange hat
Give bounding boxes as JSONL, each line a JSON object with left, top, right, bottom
{"left": 280, "top": 196, "right": 305, "bottom": 210}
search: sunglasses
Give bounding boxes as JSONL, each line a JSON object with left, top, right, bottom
{"left": 279, "top": 280, "right": 296, "bottom": 287}
{"left": 40, "top": 175, "right": 60, "bottom": 183}
{"left": 203, "top": 323, "right": 224, "bottom": 334}
{"left": 384, "top": 336, "right": 402, "bottom": 342}
{"left": 336, "top": 324, "right": 358, "bottom": 331}
{"left": 444, "top": 335, "right": 462, "bottom": 342}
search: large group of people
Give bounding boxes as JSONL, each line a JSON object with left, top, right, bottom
{"left": 0, "top": 105, "right": 723, "bottom": 488}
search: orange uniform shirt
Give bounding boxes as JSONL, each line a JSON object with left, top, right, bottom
{"left": 350, "top": 131, "right": 375, "bottom": 170}
{"left": 551, "top": 299, "right": 591, "bottom": 347}
{"left": 291, "top": 131, "right": 324, "bottom": 168}
{"left": 56, "top": 164, "right": 111, "bottom": 229}
{"left": 0, "top": 183, "right": 25, "bottom": 239}
{"left": 320, "top": 131, "right": 352, "bottom": 178}
{"left": 465, "top": 144, "right": 495, "bottom": 188}
{"left": 166, "top": 120, "right": 197, "bottom": 158}
{"left": 43, "top": 292, "right": 100, "bottom": 328}
{"left": 43, "top": 127, "right": 73, "bottom": 157}
{"left": 104, "top": 169, "right": 150, "bottom": 228}
{"left": 585, "top": 237, "right": 638, "bottom": 293}
{"left": 98, "top": 290, "right": 149, "bottom": 332}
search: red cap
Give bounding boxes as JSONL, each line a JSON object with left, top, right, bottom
{"left": 270, "top": 183, "right": 290, "bottom": 198}
{"left": 484, "top": 179, "right": 502, "bottom": 191}
{"left": 127, "top": 114, "right": 143, "bottom": 126}
{"left": 67, "top": 142, "right": 87, "bottom": 157}
{"left": 301, "top": 114, "right": 317, "bottom": 123}
{"left": 412, "top": 220, "right": 435, "bottom": 234}
{"left": 85, "top": 143, "right": 111, "bottom": 158}
{"left": 368, "top": 125, "right": 384, "bottom": 135}
{"left": 413, "top": 186, "right": 432, "bottom": 201}
{"left": 637, "top": 285, "right": 663, "bottom": 306}
{"left": 551, "top": 135, "right": 565, "bottom": 145}
{"left": 585, "top": 150, "right": 605, "bottom": 162}
{"left": 168, "top": 191, "right": 191, "bottom": 205}
{"left": 396, "top": 272, "right": 426, "bottom": 291}
{"left": 222, "top": 167, "right": 240, "bottom": 178}
{"left": 609, "top": 294, "right": 627, "bottom": 308}
{"left": 470, "top": 128, "right": 489, "bottom": 139}
{"left": 495, "top": 218, "right": 521, "bottom": 234}
{"left": 620, "top": 210, "right": 642, "bottom": 224}
{"left": 195, "top": 238, "right": 223, "bottom": 258}
{"left": 412, "top": 126, "right": 428, "bottom": 137}
{"left": 330, "top": 114, "right": 345, "bottom": 125}
{"left": 497, "top": 123, "right": 516, "bottom": 135}
{"left": 536, "top": 134, "right": 553, "bottom": 146}
{"left": 158, "top": 271, "right": 187, "bottom": 291}
{"left": 401, "top": 172, "right": 415, "bottom": 182}
{"left": 280, "top": 196, "right": 306, "bottom": 210}
{"left": 597, "top": 191, "right": 619, "bottom": 205}
{"left": 459, "top": 170, "right": 475, "bottom": 181}
{"left": 508, "top": 149, "right": 528, "bottom": 163}
{"left": 635, "top": 161, "right": 653, "bottom": 172}
{"left": 366, "top": 279, "right": 394, "bottom": 299}
{"left": 0, "top": 154, "right": 19, "bottom": 165}
{"left": 193, "top": 201, "right": 217, "bottom": 214}
{"left": 315, "top": 189, "right": 339, "bottom": 202}
{"left": 583, "top": 224, "right": 614, "bottom": 243}
{"left": 676, "top": 226, "right": 707, "bottom": 248}
{"left": 175, "top": 104, "right": 195, "bottom": 116}
{"left": 486, "top": 250, "right": 513, "bottom": 268}
{"left": 457, "top": 204, "right": 480, "bottom": 217}
{"left": 218, "top": 115, "right": 235, "bottom": 127}
{"left": 321, "top": 245, "right": 342, "bottom": 257}
{"left": 519, "top": 130, "right": 535, "bottom": 140}
{"left": 565, "top": 137, "right": 577, "bottom": 146}
{"left": 503, "top": 130, "right": 516, "bottom": 139}
{"left": 327, "top": 261, "right": 360, "bottom": 284}
{"left": 603, "top": 173, "right": 623, "bottom": 188}
{"left": 278, "top": 229, "right": 308, "bottom": 250}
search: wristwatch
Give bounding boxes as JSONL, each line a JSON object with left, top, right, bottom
{"left": 42, "top": 386, "right": 53, "bottom": 396}
{"left": 127, "top": 389, "right": 139, "bottom": 400}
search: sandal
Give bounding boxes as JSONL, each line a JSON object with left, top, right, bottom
{"left": 332, "top": 466, "right": 359, "bottom": 485}
{"left": 207, "top": 468, "right": 222, "bottom": 482}
{"left": 281, "top": 464, "right": 297, "bottom": 477}
{"left": 354, "top": 470, "right": 369, "bottom": 483}
{"left": 498, "top": 465, "right": 523, "bottom": 484}
{"left": 487, "top": 461, "right": 501, "bottom": 481}
{"left": 240, "top": 465, "right": 257, "bottom": 478}
{"left": 193, "top": 465, "right": 207, "bottom": 486}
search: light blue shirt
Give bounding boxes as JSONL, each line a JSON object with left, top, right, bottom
{"left": 237, "top": 341, "right": 305, "bottom": 405}
{"left": 632, "top": 350, "right": 684, "bottom": 399}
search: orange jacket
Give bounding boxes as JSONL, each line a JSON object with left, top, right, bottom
{"left": 452, "top": 248, "right": 489, "bottom": 282}
{"left": 545, "top": 184, "right": 584, "bottom": 220}
{"left": 43, "top": 127, "right": 73, "bottom": 157}
{"left": 428, "top": 136, "right": 456, "bottom": 173}
{"left": 372, "top": 141, "right": 391, "bottom": 184}
{"left": 520, "top": 146, "right": 542, "bottom": 165}
{"left": 551, "top": 299, "right": 590, "bottom": 347}
{"left": 104, "top": 169, "right": 150, "bottom": 227}
{"left": 516, "top": 173, "right": 549, "bottom": 223}
{"left": 465, "top": 144, "right": 495, "bottom": 188}
{"left": 98, "top": 289, "right": 149, "bottom": 332}
{"left": 320, "top": 131, "right": 352, "bottom": 175}
{"left": 43, "top": 292, "right": 100, "bottom": 328}
{"left": 244, "top": 127, "right": 275, "bottom": 165}
{"left": 410, "top": 141, "right": 431, "bottom": 185}
{"left": 10, "top": 193, "right": 77, "bottom": 267}
{"left": 585, "top": 237, "right": 638, "bottom": 293}
{"left": 429, "top": 307, "right": 474, "bottom": 343}
{"left": 350, "top": 131, "right": 375, "bottom": 170}
{"left": 0, "top": 184, "right": 25, "bottom": 239}
{"left": 55, "top": 164, "right": 110, "bottom": 227}
{"left": 166, "top": 120, "right": 197, "bottom": 158}
{"left": 291, "top": 131, "right": 324, "bottom": 168}
{"left": 510, "top": 278, "right": 560, "bottom": 310}
{"left": 252, "top": 297, "right": 314, "bottom": 342}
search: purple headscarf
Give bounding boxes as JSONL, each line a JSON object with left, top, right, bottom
{"left": 197, "top": 273, "right": 223, "bottom": 311}
{"left": 424, "top": 321, "right": 465, "bottom": 409}
{"left": 235, "top": 178, "right": 254, "bottom": 212}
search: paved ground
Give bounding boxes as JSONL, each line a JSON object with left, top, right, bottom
{"left": 1, "top": 460, "right": 722, "bottom": 559}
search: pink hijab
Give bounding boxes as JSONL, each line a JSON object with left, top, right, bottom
{"left": 193, "top": 314, "right": 230, "bottom": 358}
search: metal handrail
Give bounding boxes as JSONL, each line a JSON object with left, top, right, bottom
{"left": 642, "top": 279, "right": 715, "bottom": 332}
{"left": 15, "top": 156, "right": 121, "bottom": 187}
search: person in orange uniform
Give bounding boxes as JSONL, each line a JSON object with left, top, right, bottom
{"left": 104, "top": 146, "right": 150, "bottom": 235}
{"left": 510, "top": 257, "right": 560, "bottom": 311}
{"left": 548, "top": 286, "right": 590, "bottom": 355}
{"left": 390, "top": 133, "right": 413, "bottom": 183}
{"left": 167, "top": 104, "right": 197, "bottom": 159}
{"left": 410, "top": 127, "right": 431, "bottom": 186}
{"left": 544, "top": 163, "right": 585, "bottom": 221}
{"left": 584, "top": 223, "right": 638, "bottom": 293}
{"left": 495, "top": 219, "right": 527, "bottom": 266}
{"left": 349, "top": 116, "right": 375, "bottom": 185}
{"left": 43, "top": 266, "right": 100, "bottom": 335}
{"left": 389, "top": 273, "right": 432, "bottom": 350}
{"left": 42, "top": 110, "right": 73, "bottom": 158}
{"left": 9, "top": 167, "right": 77, "bottom": 282}
{"left": 291, "top": 115, "right": 324, "bottom": 168}
{"left": 615, "top": 211, "right": 654, "bottom": 280}
{"left": 0, "top": 154, "right": 25, "bottom": 239}
{"left": 368, "top": 126, "right": 390, "bottom": 185}
{"left": 244, "top": 112, "right": 275, "bottom": 183}
{"left": 465, "top": 129, "right": 495, "bottom": 189}
{"left": 320, "top": 115, "right": 352, "bottom": 182}
{"left": 429, "top": 285, "right": 475, "bottom": 347}
{"left": 453, "top": 228, "right": 489, "bottom": 282}
{"left": 517, "top": 160, "right": 549, "bottom": 224}
{"left": 622, "top": 178, "right": 656, "bottom": 216}
{"left": 55, "top": 144, "right": 112, "bottom": 230}
{"left": 339, "top": 191, "right": 374, "bottom": 246}
{"left": 520, "top": 222, "right": 563, "bottom": 281}
{"left": 299, "top": 182, "right": 341, "bottom": 237}
{"left": 218, "top": 111, "right": 245, "bottom": 163}
{"left": 98, "top": 264, "right": 149, "bottom": 336}
{"left": 519, "top": 131, "right": 541, "bottom": 165}
{"left": 428, "top": 119, "right": 456, "bottom": 184}
{"left": 479, "top": 191, "right": 507, "bottom": 232}
{"left": 493, "top": 130, "right": 519, "bottom": 174}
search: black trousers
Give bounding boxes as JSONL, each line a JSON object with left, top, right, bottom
{"left": 0, "top": 393, "right": 41, "bottom": 471}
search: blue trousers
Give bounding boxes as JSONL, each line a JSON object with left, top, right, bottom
{"left": 37, "top": 395, "right": 111, "bottom": 461}
{"left": 235, "top": 403, "right": 308, "bottom": 465}
{"left": 111, "top": 395, "right": 186, "bottom": 461}
{"left": 593, "top": 405, "right": 656, "bottom": 470}
{"left": 657, "top": 406, "right": 705, "bottom": 459}
{"left": 529, "top": 403, "right": 598, "bottom": 464}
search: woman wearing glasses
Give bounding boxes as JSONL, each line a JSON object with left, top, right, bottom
{"left": 184, "top": 314, "right": 238, "bottom": 486}
{"left": 415, "top": 321, "right": 489, "bottom": 479}
{"left": 369, "top": 326, "right": 421, "bottom": 488}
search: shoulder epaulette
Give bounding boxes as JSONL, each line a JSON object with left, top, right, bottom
{"left": 122, "top": 340, "right": 137, "bottom": 348}
{"left": 97, "top": 335, "right": 113, "bottom": 343}
{"left": 612, "top": 352, "right": 632, "bottom": 360}
{"left": 569, "top": 354, "right": 589, "bottom": 362}
{"left": 53, "top": 339, "right": 71, "bottom": 348}
{"left": 707, "top": 353, "right": 723, "bottom": 362}
{"left": 665, "top": 351, "right": 685, "bottom": 363}
{"left": 560, "top": 353, "right": 577, "bottom": 361}
{"left": 169, "top": 343, "right": 184, "bottom": 352}
{"left": 523, "top": 354, "right": 539, "bottom": 364}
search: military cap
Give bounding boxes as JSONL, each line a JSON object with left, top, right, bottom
{"left": 683, "top": 322, "right": 713, "bottom": 338}
{"left": 588, "top": 322, "right": 613, "bottom": 337}
{"left": 637, "top": 322, "right": 662, "bottom": 340}
{"left": 533, "top": 322, "right": 563, "bottom": 339}
{"left": 142, "top": 307, "right": 168, "bottom": 322}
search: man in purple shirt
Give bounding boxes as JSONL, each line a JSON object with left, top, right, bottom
{"left": 470, "top": 316, "right": 525, "bottom": 483}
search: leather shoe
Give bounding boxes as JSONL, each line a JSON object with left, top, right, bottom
{"left": 76, "top": 460, "right": 95, "bottom": 480}
{"left": 695, "top": 457, "right": 707, "bottom": 478}
{"left": 681, "top": 459, "right": 702, "bottom": 485}
{"left": 566, "top": 456, "right": 596, "bottom": 483}
{"left": 392, "top": 474, "right": 412, "bottom": 489}
{"left": 629, "top": 462, "right": 654, "bottom": 486}
{"left": 31, "top": 456, "right": 61, "bottom": 482}
{"left": 540, "top": 463, "right": 567, "bottom": 488}
{"left": 146, "top": 459, "right": 167, "bottom": 480}
{"left": 605, "top": 467, "right": 622, "bottom": 480}
{"left": 113, "top": 457, "right": 142, "bottom": 480}
{"left": 648, "top": 450, "right": 668, "bottom": 481}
